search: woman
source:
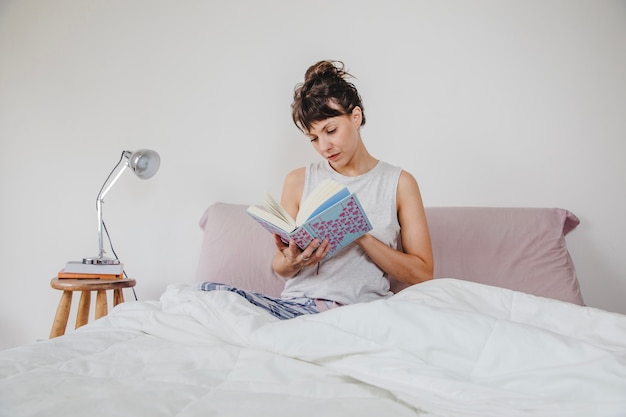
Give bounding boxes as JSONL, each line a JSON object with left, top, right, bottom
{"left": 273, "top": 60, "right": 433, "bottom": 306}
{"left": 201, "top": 60, "right": 433, "bottom": 319}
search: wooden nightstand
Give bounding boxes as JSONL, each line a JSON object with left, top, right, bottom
{"left": 49, "top": 277, "right": 136, "bottom": 338}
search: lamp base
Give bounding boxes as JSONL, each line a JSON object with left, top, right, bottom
{"left": 82, "top": 256, "right": 121, "bottom": 265}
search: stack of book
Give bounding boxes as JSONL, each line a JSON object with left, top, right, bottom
{"left": 58, "top": 261, "right": 124, "bottom": 280}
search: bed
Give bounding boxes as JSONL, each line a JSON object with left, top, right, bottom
{"left": 1, "top": 204, "right": 625, "bottom": 417}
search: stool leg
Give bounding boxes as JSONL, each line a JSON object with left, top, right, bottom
{"left": 113, "top": 288, "right": 124, "bottom": 306}
{"left": 50, "top": 290, "right": 72, "bottom": 338}
{"left": 75, "top": 290, "right": 91, "bottom": 329}
{"left": 95, "top": 289, "right": 108, "bottom": 319}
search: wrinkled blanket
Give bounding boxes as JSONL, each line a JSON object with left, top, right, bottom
{"left": 1, "top": 278, "right": 625, "bottom": 417}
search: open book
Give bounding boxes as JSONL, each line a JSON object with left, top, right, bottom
{"left": 246, "top": 179, "right": 372, "bottom": 260}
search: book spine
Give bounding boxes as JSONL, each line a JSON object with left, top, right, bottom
{"left": 63, "top": 262, "right": 124, "bottom": 274}
{"left": 58, "top": 271, "right": 123, "bottom": 280}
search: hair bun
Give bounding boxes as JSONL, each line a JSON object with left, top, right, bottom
{"left": 304, "top": 60, "right": 347, "bottom": 84}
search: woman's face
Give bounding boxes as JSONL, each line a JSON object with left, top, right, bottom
{"left": 306, "top": 107, "right": 362, "bottom": 169}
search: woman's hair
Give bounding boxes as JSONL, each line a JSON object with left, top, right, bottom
{"left": 291, "top": 60, "right": 366, "bottom": 133}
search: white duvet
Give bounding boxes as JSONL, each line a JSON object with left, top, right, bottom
{"left": 1, "top": 278, "right": 625, "bottom": 417}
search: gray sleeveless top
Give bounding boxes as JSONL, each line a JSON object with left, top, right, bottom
{"left": 281, "top": 160, "right": 402, "bottom": 304}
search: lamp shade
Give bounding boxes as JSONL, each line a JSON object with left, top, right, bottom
{"left": 128, "top": 149, "right": 160, "bottom": 179}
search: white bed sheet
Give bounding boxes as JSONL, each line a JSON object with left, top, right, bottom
{"left": 1, "top": 278, "right": 625, "bottom": 417}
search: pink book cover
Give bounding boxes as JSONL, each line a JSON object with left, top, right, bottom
{"left": 304, "top": 194, "right": 372, "bottom": 258}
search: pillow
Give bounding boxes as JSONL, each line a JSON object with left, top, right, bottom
{"left": 195, "top": 202, "right": 284, "bottom": 297}
{"left": 195, "top": 203, "right": 584, "bottom": 305}
{"left": 389, "top": 207, "right": 584, "bottom": 305}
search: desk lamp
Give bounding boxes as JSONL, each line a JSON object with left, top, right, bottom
{"left": 83, "top": 149, "right": 160, "bottom": 266}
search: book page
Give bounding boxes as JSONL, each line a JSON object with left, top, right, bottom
{"left": 246, "top": 204, "right": 295, "bottom": 232}
{"left": 262, "top": 192, "right": 296, "bottom": 227}
{"left": 296, "top": 179, "right": 347, "bottom": 225}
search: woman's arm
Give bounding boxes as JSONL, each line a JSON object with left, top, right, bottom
{"left": 356, "top": 170, "right": 434, "bottom": 284}
{"left": 271, "top": 168, "right": 331, "bottom": 278}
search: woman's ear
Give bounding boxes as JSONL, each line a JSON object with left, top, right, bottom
{"left": 351, "top": 106, "right": 363, "bottom": 127}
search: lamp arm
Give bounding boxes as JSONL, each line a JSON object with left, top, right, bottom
{"left": 92, "top": 152, "right": 131, "bottom": 262}
{"left": 97, "top": 153, "right": 131, "bottom": 202}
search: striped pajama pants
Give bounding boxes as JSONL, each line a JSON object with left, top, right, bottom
{"left": 198, "top": 282, "right": 342, "bottom": 320}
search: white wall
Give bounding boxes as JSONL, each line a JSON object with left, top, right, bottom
{"left": 0, "top": 0, "right": 624, "bottom": 349}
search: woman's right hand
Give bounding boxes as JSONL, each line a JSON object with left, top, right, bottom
{"left": 272, "top": 235, "right": 330, "bottom": 277}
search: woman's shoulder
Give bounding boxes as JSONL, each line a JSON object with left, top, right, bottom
{"left": 284, "top": 166, "right": 306, "bottom": 184}
{"left": 398, "top": 168, "right": 417, "bottom": 182}
{"left": 395, "top": 169, "right": 424, "bottom": 212}
{"left": 397, "top": 168, "right": 420, "bottom": 192}
{"left": 286, "top": 161, "right": 330, "bottom": 188}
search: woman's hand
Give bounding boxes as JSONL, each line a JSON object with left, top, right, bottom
{"left": 272, "top": 235, "right": 331, "bottom": 277}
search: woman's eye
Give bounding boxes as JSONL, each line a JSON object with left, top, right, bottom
{"left": 309, "top": 137, "right": 318, "bottom": 143}
{"left": 327, "top": 128, "right": 336, "bottom": 135}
